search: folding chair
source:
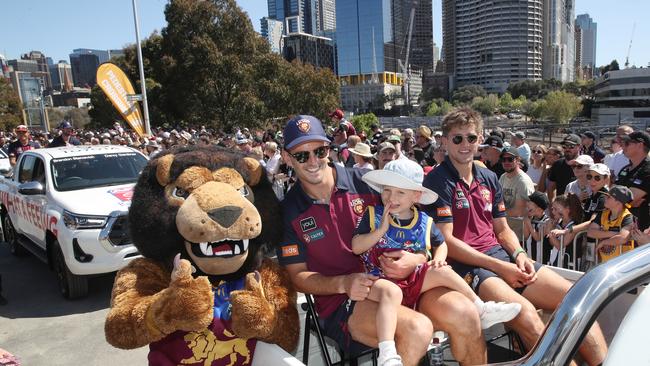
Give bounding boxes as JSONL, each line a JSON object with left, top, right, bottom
{"left": 301, "top": 294, "right": 378, "bottom": 366}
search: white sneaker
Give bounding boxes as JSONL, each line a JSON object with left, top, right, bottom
{"left": 479, "top": 301, "right": 522, "bottom": 329}
{"left": 378, "top": 354, "right": 403, "bottom": 366}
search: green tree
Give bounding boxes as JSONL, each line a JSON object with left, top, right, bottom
{"left": 471, "top": 94, "right": 499, "bottom": 116}
{"left": 452, "top": 85, "right": 487, "bottom": 105}
{"left": 511, "top": 95, "right": 527, "bottom": 111}
{"left": 599, "top": 59, "right": 620, "bottom": 75}
{"left": 426, "top": 101, "right": 440, "bottom": 116}
{"left": 350, "top": 113, "right": 378, "bottom": 136}
{"left": 88, "top": 85, "right": 123, "bottom": 128}
{"left": 539, "top": 91, "right": 582, "bottom": 124}
{"left": 499, "top": 92, "right": 514, "bottom": 112}
{"left": 439, "top": 101, "right": 453, "bottom": 116}
{"left": 0, "top": 78, "right": 23, "bottom": 130}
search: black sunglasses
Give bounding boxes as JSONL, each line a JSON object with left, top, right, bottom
{"left": 289, "top": 146, "right": 330, "bottom": 163}
{"left": 586, "top": 174, "right": 603, "bottom": 181}
{"left": 451, "top": 134, "right": 478, "bottom": 145}
{"left": 533, "top": 150, "right": 544, "bottom": 154}
{"left": 501, "top": 156, "right": 516, "bottom": 163}
{"left": 562, "top": 143, "right": 578, "bottom": 148}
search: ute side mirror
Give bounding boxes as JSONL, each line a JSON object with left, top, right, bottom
{"left": 0, "top": 168, "right": 13, "bottom": 178}
{"left": 18, "top": 181, "right": 45, "bottom": 195}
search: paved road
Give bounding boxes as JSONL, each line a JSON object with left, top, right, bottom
{"left": 0, "top": 243, "right": 148, "bottom": 365}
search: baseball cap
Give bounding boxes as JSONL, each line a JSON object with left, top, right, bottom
{"left": 605, "top": 185, "right": 634, "bottom": 206}
{"left": 581, "top": 131, "right": 596, "bottom": 140}
{"left": 59, "top": 121, "right": 73, "bottom": 129}
{"left": 361, "top": 159, "right": 438, "bottom": 204}
{"left": 528, "top": 191, "right": 550, "bottom": 210}
{"left": 620, "top": 131, "right": 650, "bottom": 149}
{"left": 328, "top": 109, "right": 344, "bottom": 120}
{"left": 15, "top": 125, "right": 28, "bottom": 132}
{"left": 568, "top": 155, "right": 594, "bottom": 166}
{"left": 283, "top": 115, "right": 330, "bottom": 150}
{"left": 480, "top": 135, "right": 504, "bottom": 150}
{"left": 562, "top": 134, "right": 581, "bottom": 146}
{"left": 377, "top": 141, "right": 396, "bottom": 153}
{"left": 500, "top": 146, "right": 520, "bottom": 158}
{"left": 513, "top": 131, "right": 526, "bottom": 139}
{"left": 387, "top": 134, "right": 401, "bottom": 144}
{"left": 588, "top": 163, "right": 610, "bottom": 176}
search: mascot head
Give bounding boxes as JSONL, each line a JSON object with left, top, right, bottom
{"left": 129, "top": 145, "right": 281, "bottom": 281}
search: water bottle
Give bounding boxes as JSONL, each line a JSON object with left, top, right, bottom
{"left": 429, "top": 338, "right": 444, "bottom": 366}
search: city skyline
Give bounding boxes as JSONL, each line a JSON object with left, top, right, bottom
{"left": 2, "top": 0, "right": 649, "bottom": 72}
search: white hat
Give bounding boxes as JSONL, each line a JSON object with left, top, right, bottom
{"left": 349, "top": 142, "right": 373, "bottom": 158}
{"left": 588, "top": 163, "right": 610, "bottom": 176}
{"left": 362, "top": 159, "right": 438, "bottom": 204}
{"left": 569, "top": 155, "right": 594, "bottom": 166}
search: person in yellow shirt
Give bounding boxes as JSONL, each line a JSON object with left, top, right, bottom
{"left": 587, "top": 185, "right": 636, "bottom": 263}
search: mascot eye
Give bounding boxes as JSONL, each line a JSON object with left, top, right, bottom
{"left": 172, "top": 187, "right": 190, "bottom": 199}
{"left": 239, "top": 186, "right": 250, "bottom": 197}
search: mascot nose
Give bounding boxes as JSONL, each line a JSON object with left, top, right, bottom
{"left": 208, "top": 206, "right": 243, "bottom": 228}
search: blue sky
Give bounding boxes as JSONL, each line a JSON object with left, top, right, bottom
{"left": 2, "top": 0, "right": 648, "bottom": 69}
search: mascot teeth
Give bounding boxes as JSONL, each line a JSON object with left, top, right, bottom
{"left": 195, "top": 239, "right": 249, "bottom": 257}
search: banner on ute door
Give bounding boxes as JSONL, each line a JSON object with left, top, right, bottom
{"left": 96, "top": 63, "right": 145, "bottom": 137}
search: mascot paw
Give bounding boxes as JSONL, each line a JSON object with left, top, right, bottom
{"left": 230, "top": 271, "right": 276, "bottom": 339}
{"left": 151, "top": 255, "right": 214, "bottom": 335}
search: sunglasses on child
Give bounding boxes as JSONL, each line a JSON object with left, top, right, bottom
{"left": 289, "top": 146, "right": 330, "bottom": 163}
{"left": 450, "top": 134, "right": 479, "bottom": 145}
{"left": 586, "top": 174, "right": 603, "bottom": 181}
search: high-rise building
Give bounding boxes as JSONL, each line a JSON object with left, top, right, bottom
{"left": 575, "top": 13, "right": 596, "bottom": 78}
{"left": 267, "top": 0, "right": 336, "bottom": 35}
{"left": 69, "top": 51, "right": 101, "bottom": 88}
{"left": 432, "top": 42, "right": 440, "bottom": 71}
{"left": 72, "top": 48, "right": 110, "bottom": 63}
{"left": 50, "top": 60, "right": 74, "bottom": 92}
{"left": 442, "top": 0, "right": 544, "bottom": 93}
{"left": 0, "top": 54, "right": 9, "bottom": 78}
{"left": 543, "top": 0, "right": 576, "bottom": 82}
{"left": 283, "top": 33, "right": 336, "bottom": 72}
{"left": 261, "top": 17, "right": 285, "bottom": 53}
{"left": 336, "top": 0, "right": 431, "bottom": 111}
{"left": 318, "top": 0, "right": 336, "bottom": 31}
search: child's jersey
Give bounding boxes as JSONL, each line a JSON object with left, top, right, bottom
{"left": 593, "top": 208, "right": 635, "bottom": 263}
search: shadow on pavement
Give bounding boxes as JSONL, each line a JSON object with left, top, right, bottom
{"left": 0, "top": 242, "right": 117, "bottom": 318}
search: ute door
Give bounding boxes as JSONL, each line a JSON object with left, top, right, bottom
{"left": 17, "top": 155, "right": 48, "bottom": 248}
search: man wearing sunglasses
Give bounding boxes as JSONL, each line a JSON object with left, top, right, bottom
{"left": 423, "top": 108, "right": 607, "bottom": 366}
{"left": 479, "top": 135, "right": 505, "bottom": 178}
{"left": 276, "top": 115, "right": 485, "bottom": 365}
{"left": 617, "top": 131, "right": 650, "bottom": 230}
{"left": 547, "top": 134, "right": 581, "bottom": 202}
{"left": 498, "top": 148, "right": 535, "bottom": 242}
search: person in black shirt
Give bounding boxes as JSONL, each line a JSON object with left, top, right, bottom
{"left": 547, "top": 134, "right": 581, "bottom": 201}
{"left": 49, "top": 121, "right": 81, "bottom": 148}
{"left": 7, "top": 125, "right": 40, "bottom": 166}
{"left": 480, "top": 135, "right": 505, "bottom": 178}
{"left": 580, "top": 131, "right": 606, "bottom": 164}
{"left": 617, "top": 131, "right": 650, "bottom": 230}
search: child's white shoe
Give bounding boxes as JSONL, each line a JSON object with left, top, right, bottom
{"left": 378, "top": 354, "right": 403, "bottom": 366}
{"left": 479, "top": 301, "right": 522, "bottom": 329}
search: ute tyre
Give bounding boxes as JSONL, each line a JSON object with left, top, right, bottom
{"left": 3, "top": 214, "right": 25, "bottom": 256}
{"left": 53, "top": 241, "right": 88, "bottom": 299}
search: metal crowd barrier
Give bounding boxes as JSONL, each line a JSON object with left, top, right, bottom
{"left": 557, "top": 231, "right": 586, "bottom": 270}
{"left": 530, "top": 217, "right": 550, "bottom": 264}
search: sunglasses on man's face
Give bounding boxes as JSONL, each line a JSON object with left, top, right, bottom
{"left": 450, "top": 134, "right": 478, "bottom": 145}
{"left": 562, "top": 143, "right": 578, "bottom": 149}
{"left": 289, "top": 146, "right": 330, "bottom": 163}
{"left": 533, "top": 150, "right": 544, "bottom": 154}
{"left": 501, "top": 156, "right": 516, "bottom": 163}
{"left": 586, "top": 174, "right": 603, "bottom": 181}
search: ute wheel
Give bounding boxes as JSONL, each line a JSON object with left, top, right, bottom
{"left": 3, "top": 214, "right": 25, "bottom": 256}
{"left": 52, "top": 240, "right": 88, "bottom": 299}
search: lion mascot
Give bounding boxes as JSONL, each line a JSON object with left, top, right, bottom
{"left": 105, "top": 145, "right": 299, "bottom": 365}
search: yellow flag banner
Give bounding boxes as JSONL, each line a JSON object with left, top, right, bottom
{"left": 96, "top": 63, "right": 145, "bottom": 137}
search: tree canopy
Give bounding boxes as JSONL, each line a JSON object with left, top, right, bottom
{"left": 90, "top": 0, "right": 339, "bottom": 131}
{"left": 0, "top": 78, "right": 23, "bottom": 130}
{"left": 451, "top": 85, "right": 487, "bottom": 105}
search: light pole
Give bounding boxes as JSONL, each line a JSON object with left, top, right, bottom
{"left": 132, "top": 0, "right": 152, "bottom": 136}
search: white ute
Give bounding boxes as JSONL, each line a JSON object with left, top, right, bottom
{"left": 0, "top": 145, "right": 148, "bottom": 298}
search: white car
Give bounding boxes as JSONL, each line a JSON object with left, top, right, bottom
{"left": 0, "top": 149, "right": 11, "bottom": 173}
{"left": 0, "top": 145, "right": 148, "bottom": 298}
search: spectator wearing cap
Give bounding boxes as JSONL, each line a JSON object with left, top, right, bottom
{"left": 386, "top": 134, "right": 405, "bottom": 160}
{"left": 415, "top": 125, "right": 436, "bottom": 167}
{"left": 565, "top": 155, "right": 595, "bottom": 203}
{"left": 547, "top": 134, "right": 582, "bottom": 201}
{"left": 523, "top": 191, "right": 552, "bottom": 264}
{"left": 375, "top": 141, "right": 396, "bottom": 169}
{"left": 603, "top": 136, "right": 629, "bottom": 182}
{"left": 511, "top": 132, "right": 531, "bottom": 166}
{"left": 616, "top": 125, "right": 634, "bottom": 139}
{"left": 145, "top": 140, "right": 162, "bottom": 158}
{"left": 587, "top": 185, "right": 636, "bottom": 263}
{"left": 580, "top": 131, "right": 605, "bottom": 164}
{"left": 236, "top": 137, "right": 252, "bottom": 154}
{"left": 583, "top": 163, "right": 610, "bottom": 224}
{"left": 349, "top": 142, "right": 374, "bottom": 170}
{"left": 7, "top": 125, "right": 40, "bottom": 166}
{"left": 49, "top": 121, "right": 81, "bottom": 148}
{"left": 616, "top": 131, "right": 650, "bottom": 230}
{"left": 499, "top": 147, "right": 535, "bottom": 240}
{"left": 479, "top": 135, "right": 505, "bottom": 178}
{"left": 370, "top": 124, "right": 383, "bottom": 146}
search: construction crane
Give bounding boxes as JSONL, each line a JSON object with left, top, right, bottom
{"left": 398, "top": 1, "right": 417, "bottom": 107}
{"left": 625, "top": 22, "right": 635, "bottom": 68}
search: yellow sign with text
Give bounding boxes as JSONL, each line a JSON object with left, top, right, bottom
{"left": 96, "top": 63, "right": 145, "bottom": 137}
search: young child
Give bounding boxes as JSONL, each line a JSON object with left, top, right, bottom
{"left": 547, "top": 194, "right": 584, "bottom": 267}
{"left": 352, "top": 159, "right": 521, "bottom": 366}
{"left": 587, "top": 185, "right": 636, "bottom": 263}
{"left": 523, "top": 191, "right": 552, "bottom": 264}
